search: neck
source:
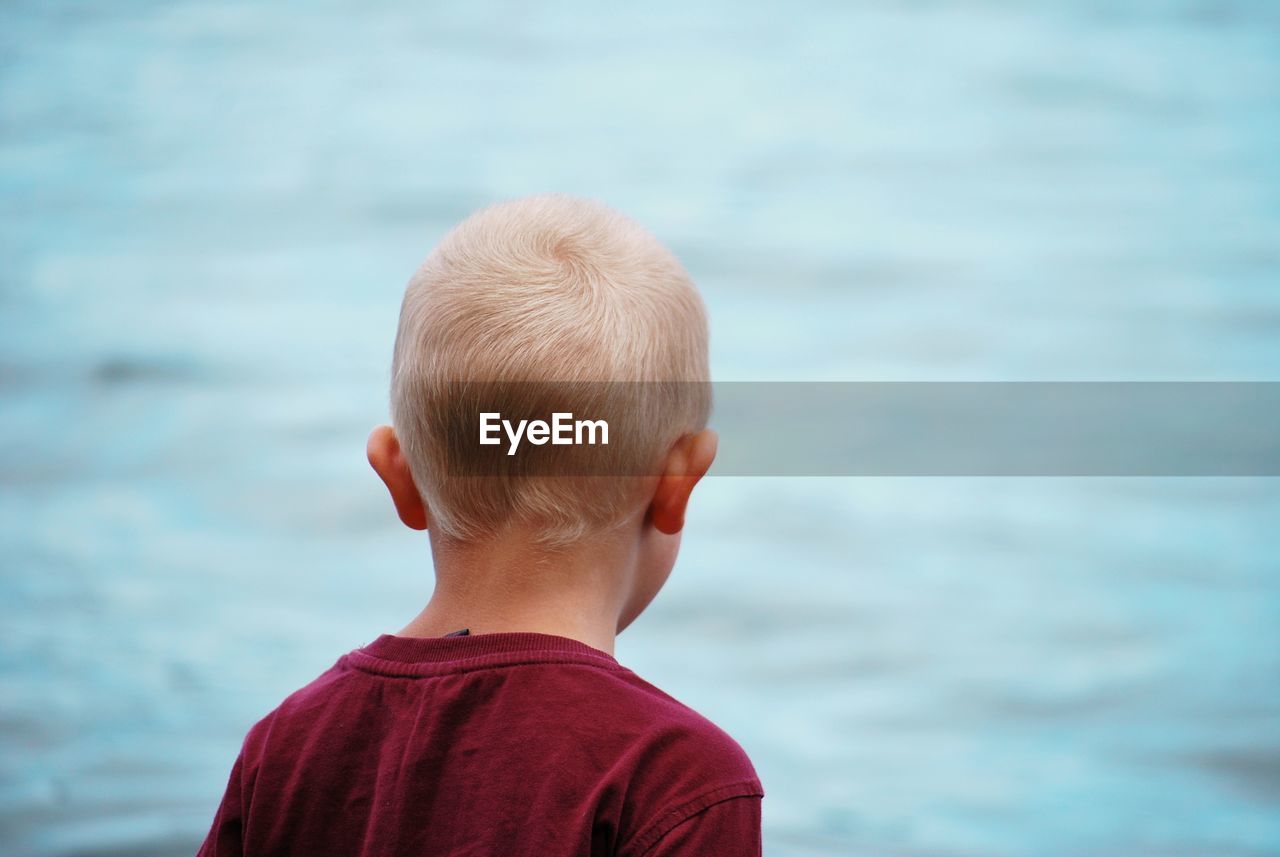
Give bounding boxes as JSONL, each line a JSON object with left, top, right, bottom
{"left": 397, "top": 526, "right": 636, "bottom": 656}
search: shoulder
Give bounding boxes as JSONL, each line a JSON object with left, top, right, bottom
{"left": 593, "top": 669, "right": 764, "bottom": 853}
{"left": 510, "top": 661, "right": 764, "bottom": 823}
{"left": 620, "top": 670, "right": 760, "bottom": 783}
{"left": 528, "top": 661, "right": 760, "bottom": 783}
{"left": 235, "top": 657, "right": 353, "bottom": 764}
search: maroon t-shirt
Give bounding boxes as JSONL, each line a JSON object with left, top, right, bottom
{"left": 199, "top": 632, "right": 764, "bottom": 856}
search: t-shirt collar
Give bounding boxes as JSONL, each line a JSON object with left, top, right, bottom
{"left": 346, "top": 631, "right": 621, "bottom": 678}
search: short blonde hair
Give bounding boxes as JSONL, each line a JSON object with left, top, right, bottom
{"left": 390, "top": 194, "right": 710, "bottom": 544}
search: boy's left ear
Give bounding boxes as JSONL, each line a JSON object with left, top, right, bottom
{"left": 649, "top": 429, "right": 718, "bottom": 535}
{"left": 366, "top": 425, "right": 429, "bottom": 531}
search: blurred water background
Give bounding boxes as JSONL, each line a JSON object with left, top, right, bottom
{"left": 3, "top": 1, "right": 1279, "bottom": 854}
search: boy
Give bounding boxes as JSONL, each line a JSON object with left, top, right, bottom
{"left": 198, "top": 194, "right": 763, "bottom": 856}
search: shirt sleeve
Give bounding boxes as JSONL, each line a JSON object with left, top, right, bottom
{"left": 629, "top": 782, "right": 764, "bottom": 857}
{"left": 196, "top": 752, "right": 246, "bottom": 857}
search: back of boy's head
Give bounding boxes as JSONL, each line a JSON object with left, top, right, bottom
{"left": 390, "top": 194, "right": 710, "bottom": 545}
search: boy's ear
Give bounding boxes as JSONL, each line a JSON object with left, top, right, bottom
{"left": 649, "top": 429, "right": 718, "bottom": 536}
{"left": 366, "top": 425, "right": 429, "bottom": 531}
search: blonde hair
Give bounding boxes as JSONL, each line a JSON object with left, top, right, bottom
{"left": 390, "top": 194, "right": 710, "bottom": 544}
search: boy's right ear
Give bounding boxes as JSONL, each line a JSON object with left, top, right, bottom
{"left": 366, "top": 425, "right": 429, "bottom": 531}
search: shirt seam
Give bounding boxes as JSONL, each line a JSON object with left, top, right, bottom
{"left": 626, "top": 779, "right": 765, "bottom": 856}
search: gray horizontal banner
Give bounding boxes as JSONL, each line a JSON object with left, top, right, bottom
{"left": 710, "top": 382, "right": 1280, "bottom": 476}
{"left": 435, "top": 382, "right": 1280, "bottom": 477}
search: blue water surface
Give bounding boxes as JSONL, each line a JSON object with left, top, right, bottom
{"left": 2, "top": 1, "right": 1279, "bottom": 855}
